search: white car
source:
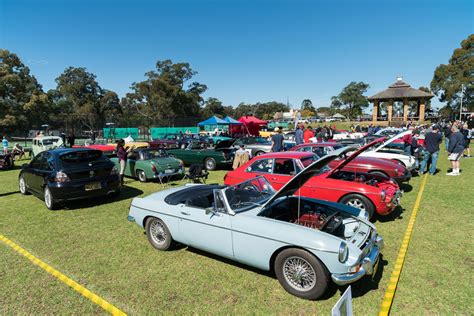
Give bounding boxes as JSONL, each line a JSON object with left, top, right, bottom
{"left": 32, "top": 136, "right": 64, "bottom": 157}
{"left": 358, "top": 130, "right": 416, "bottom": 171}
{"left": 374, "top": 127, "right": 404, "bottom": 137}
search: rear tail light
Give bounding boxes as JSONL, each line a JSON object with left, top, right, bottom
{"left": 55, "top": 171, "right": 70, "bottom": 183}
{"left": 110, "top": 166, "right": 118, "bottom": 175}
{"left": 151, "top": 165, "right": 157, "bottom": 173}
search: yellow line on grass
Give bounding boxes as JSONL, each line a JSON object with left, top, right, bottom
{"left": 0, "top": 234, "right": 127, "bottom": 316}
{"left": 378, "top": 173, "right": 428, "bottom": 316}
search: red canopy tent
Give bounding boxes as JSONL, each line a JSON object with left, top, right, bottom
{"left": 231, "top": 116, "right": 268, "bottom": 136}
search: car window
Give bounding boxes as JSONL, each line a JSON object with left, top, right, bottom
{"left": 312, "top": 147, "right": 326, "bottom": 156}
{"left": 59, "top": 150, "right": 104, "bottom": 165}
{"left": 29, "top": 154, "right": 43, "bottom": 169}
{"left": 273, "top": 158, "right": 296, "bottom": 175}
{"left": 247, "top": 159, "right": 273, "bottom": 173}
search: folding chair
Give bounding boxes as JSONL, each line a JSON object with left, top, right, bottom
{"left": 182, "top": 164, "right": 209, "bottom": 184}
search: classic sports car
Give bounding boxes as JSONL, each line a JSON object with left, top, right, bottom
{"left": 110, "top": 148, "right": 184, "bottom": 182}
{"left": 19, "top": 148, "right": 120, "bottom": 210}
{"left": 32, "top": 136, "right": 64, "bottom": 157}
{"left": 215, "top": 137, "right": 273, "bottom": 157}
{"left": 73, "top": 143, "right": 116, "bottom": 156}
{"left": 358, "top": 131, "right": 416, "bottom": 171}
{"left": 225, "top": 143, "right": 402, "bottom": 219}
{"left": 0, "top": 152, "right": 14, "bottom": 170}
{"left": 148, "top": 138, "right": 179, "bottom": 149}
{"left": 127, "top": 151, "right": 384, "bottom": 300}
{"left": 167, "top": 143, "right": 233, "bottom": 170}
{"left": 289, "top": 141, "right": 411, "bottom": 184}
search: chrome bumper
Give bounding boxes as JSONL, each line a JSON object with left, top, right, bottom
{"left": 331, "top": 236, "right": 383, "bottom": 286}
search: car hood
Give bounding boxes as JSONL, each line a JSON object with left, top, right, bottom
{"left": 327, "top": 138, "right": 384, "bottom": 176}
{"left": 376, "top": 130, "right": 412, "bottom": 151}
{"left": 262, "top": 146, "right": 355, "bottom": 207}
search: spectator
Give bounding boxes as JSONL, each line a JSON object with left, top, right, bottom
{"left": 295, "top": 124, "right": 304, "bottom": 145}
{"left": 12, "top": 143, "right": 25, "bottom": 161}
{"left": 271, "top": 128, "right": 284, "bottom": 152}
{"left": 60, "top": 132, "right": 66, "bottom": 145}
{"left": 446, "top": 125, "right": 465, "bottom": 176}
{"left": 91, "top": 130, "right": 96, "bottom": 144}
{"left": 411, "top": 131, "right": 422, "bottom": 169}
{"left": 444, "top": 123, "right": 452, "bottom": 151}
{"left": 419, "top": 125, "right": 442, "bottom": 175}
{"left": 67, "top": 133, "right": 75, "bottom": 147}
{"left": 116, "top": 139, "right": 133, "bottom": 184}
{"left": 402, "top": 127, "right": 414, "bottom": 155}
{"left": 232, "top": 144, "right": 250, "bottom": 169}
{"left": 461, "top": 123, "right": 471, "bottom": 158}
{"left": 303, "top": 126, "right": 314, "bottom": 143}
{"left": 2, "top": 136, "right": 8, "bottom": 154}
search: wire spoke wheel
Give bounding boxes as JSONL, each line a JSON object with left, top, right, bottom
{"left": 282, "top": 256, "right": 316, "bottom": 292}
{"left": 346, "top": 198, "right": 366, "bottom": 211}
{"left": 149, "top": 220, "right": 167, "bottom": 245}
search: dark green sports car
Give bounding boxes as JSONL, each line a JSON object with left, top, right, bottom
{"left": 167, "top": 142, "right": 233, "bottom": 170}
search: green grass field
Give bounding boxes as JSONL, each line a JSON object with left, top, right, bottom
{"left": 0, "top": 146, "right": 472, "bottom": 314}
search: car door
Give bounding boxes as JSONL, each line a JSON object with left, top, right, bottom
{"left": 270, "top": 158, "right": 295, "bottom": 189}
{"left": 242, "top": 158, "right": 275, "bottom": 184}
{"left": 29, "top": 152, "right": 52, "bottom": 193}
{"left": 23, "top": 155, "right": 41, "bottom": 193}
{"left": 178, "top": 190, "right": 233, "bottom": 259}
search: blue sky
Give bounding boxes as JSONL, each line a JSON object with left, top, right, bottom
{"left": 1, "top": 0, "right": 472, "bottom": 111}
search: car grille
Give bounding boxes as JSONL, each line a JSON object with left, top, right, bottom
{"left": 392, "top": 190, "right": 402, "bottom": 205}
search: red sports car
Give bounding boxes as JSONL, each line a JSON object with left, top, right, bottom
{"left": 224, "top": 143, "right": 402, "bottom": 219}
{"left": 73, "top": 144, "right": 116, "bottom": 156}
{"left": 289, "top": 142, "right": 411, "bottom": 184}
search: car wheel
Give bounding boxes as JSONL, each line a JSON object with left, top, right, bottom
{"left": 43, "top": 187, "right": 57, "bottom": 210}
{"left": 369, "top": 171, "right": 388, "bottom": 178}
{"left": 136, "top": 170, "right": 147, "bottom": 182}
{"left": 274, "top": 248, "right": 329, "bottom": 300}
{"left": 19, "top": 175, "right": 30, "bottom": 195}
{"left": 145, "top": 217, "right": 174, "bottom": 251}
{"left": 204, "top": 157, "right": 217, "bottom": 171}
{"left": 255, "top": 151, "right": 265, "bottom": 156}
{"left": 340, "top": 194, "right": 375, "bottom": 219}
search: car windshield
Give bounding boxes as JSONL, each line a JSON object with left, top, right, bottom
{"left": 60, "top": 150, "right": 103, "bottom": 165}
{"left": 224, "top": 177, "right": 275, "bottom": 213}
{"left": 297, "top": 154, "right": 330, "bottom": 174}
{"left": 42, "top": 138, "right": 61, "bottom": 146}
{"left": 141, "top": 149, "right": 167, "bottom": 159}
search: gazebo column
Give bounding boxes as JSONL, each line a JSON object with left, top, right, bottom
{"left": 403, "top": 100, "right": 409, "bottom": 123}
{"left": 387, "top": 101, "right": 393, "bottom": 122}
{"left": 419, "top": 99, "right": 425, "bottom": 122}
{"left": 372, "top": 101, "right": 379, "bottom": 122}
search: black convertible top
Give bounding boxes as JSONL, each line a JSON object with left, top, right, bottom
{"left": 165, "top": 184, "right": 225, "bottom": 205}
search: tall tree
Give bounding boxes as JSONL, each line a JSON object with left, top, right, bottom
{"left": 431, "top": 34, "right": 474, "bottom": 112}
{"left": 330, "top": 81, "right": 370, "bottom": 119}
{"left": 301, "top": 99, "right": 316, "bottom": 112}
{"left": 0, "top": 49, "right": 51, "bottom": 133}
{"left": 254, "top": 101, "right": 289, "bottom": 120}
{"left": 201, "top": 97, "right": 234, "bottom": 118}
{"left": 124, "top": 60, "right": 207, "bottom": 126}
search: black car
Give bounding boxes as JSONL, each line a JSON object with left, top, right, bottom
{"left": 0, "top": 153, "right": 14, "bottom": 170}
{"left": 18, "top": 148, "right": 120, "bottom": 210}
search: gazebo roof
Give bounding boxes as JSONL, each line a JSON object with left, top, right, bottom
{"left": 368, "top": 78, "right": 434, "bottom": 101}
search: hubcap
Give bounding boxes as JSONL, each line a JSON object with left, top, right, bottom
{"left": 44, "top": 189, "right": 51, "bottom": 208}
{"left": 150, "top": 220, "right": 167, "bottom": 245}
{"left": 139, "top": 171, "right": 145, "bottom": 181}
{"left": 347, "top": 199, "right": 366, "bottom": 211}
{"left": 282, "top": 256, "right": 316, "bottom": 292}
{"left": 19, "top": 178, "right": 25, "bottom": 193}
{"left": 206, "top": 160, "right": 215, "bottom": 169}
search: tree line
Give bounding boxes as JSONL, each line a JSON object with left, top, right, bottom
{"left": 0, "top": 34, "right": 472, "bottom": 135}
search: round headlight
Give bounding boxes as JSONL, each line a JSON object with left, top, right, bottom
{"left": 338, "top": 242, "right": 348, "bottom": 263}
{"left": 380, "top": 189, "right": 386, "bottom": 201}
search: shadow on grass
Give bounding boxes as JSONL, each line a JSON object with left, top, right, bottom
{"left": 0, "top": 191, "right": 20, "bottom": 197}
{"left": 377, "top": 205, "right": 405, "bottom": 223}
{"left": 61, "top": 185, "right": 143, "bottom": 210}
{"left": 399, "top": 183, "right": 413, "bottom": 193}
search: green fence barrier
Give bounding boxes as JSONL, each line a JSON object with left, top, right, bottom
{"left": 268, "top": 122, "right": 289, "bottom": 129}
{"left": 103, "top": 128, "right": 139, "bottom": 139}
{"left": 150, "top": 127, "right": 199, "bottom": 139}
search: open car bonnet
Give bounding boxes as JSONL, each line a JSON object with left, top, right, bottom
{"left": 327, "top": 138, "right": 385, "bottom": 176}
{"left": 375, "top": 130, "right": 412, "bottom": 151}
{"left": 262, "top": 146, "right": 356, "bottom": 208}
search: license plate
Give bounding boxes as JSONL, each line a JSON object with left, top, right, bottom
{"left": 164, "top": 169, "right": 175, "bottom": 174}
{"left": 85, "top": 182, "right": 101, "bottom": 191}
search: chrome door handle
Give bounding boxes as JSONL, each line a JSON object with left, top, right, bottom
{"left": 181, "top": 211, "right": 190, "bottom": 216}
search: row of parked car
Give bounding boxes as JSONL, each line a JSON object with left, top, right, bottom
{"left": 14, "top": 129, "right": 416, "bottom": 300}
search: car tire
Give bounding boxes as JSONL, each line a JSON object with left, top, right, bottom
{"left": 43, "top": 187, "right": 57, "bottom": 210}
{"left": 145, "top": 217, "right": 174, "bottom": 251}
{"left": 274, "top": 248, "right": 329, "bottom": 300}
{"left": 19, "top": 175, "right": 30, "bottom": 195}
{"left": 204, "top": 157, "right": 217, "bottom": 171}
{"left": 136, "top": 170, "right": 147, "bottom": 182}
{"left": 340, "top": 194, "right": 375, "bottom": 219}
{"left": 255, "top": 151, "right": 265, "bottom": 156}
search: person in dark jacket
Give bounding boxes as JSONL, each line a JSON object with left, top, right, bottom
{"left": 116, "top": 139, "right": 133, "bottom": 184}
{"left": 295, "top": 124, "right": 304, "bottom": 145}
{"left": 444, "top": 124, "right": 452, "bottom": 151}
{"left": 411, "top": 131, "right": 422, "bottom": 169}
{"left": 419, "top": 125, "right": 443, "bottom": 175}
{"left": 447, "top": 126, "right": 465, "bottom": 176}
{"left": 461, "top": 123, "right": 471, "bottom": 157}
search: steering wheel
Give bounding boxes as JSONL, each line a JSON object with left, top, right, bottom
{"left": 319, "top": 212, "right": 342, "bottom": 233}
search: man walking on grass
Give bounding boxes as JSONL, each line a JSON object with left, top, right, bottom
{"left": 295, "top": 124, "right": 304, "bottom": 145}
{"left": 419, "top": 125, "right": 442, "bottom": 175}
{"left": 446, "top": 125, "right": 465, "bottom": 176}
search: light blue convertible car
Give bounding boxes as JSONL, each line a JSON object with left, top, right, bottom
{"left": 127, "top": 148, "right": 384, "bottom": 300}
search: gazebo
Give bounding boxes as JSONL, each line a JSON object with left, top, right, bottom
{"left": 368, "top": 77, "right": 434, "bottom": 125}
